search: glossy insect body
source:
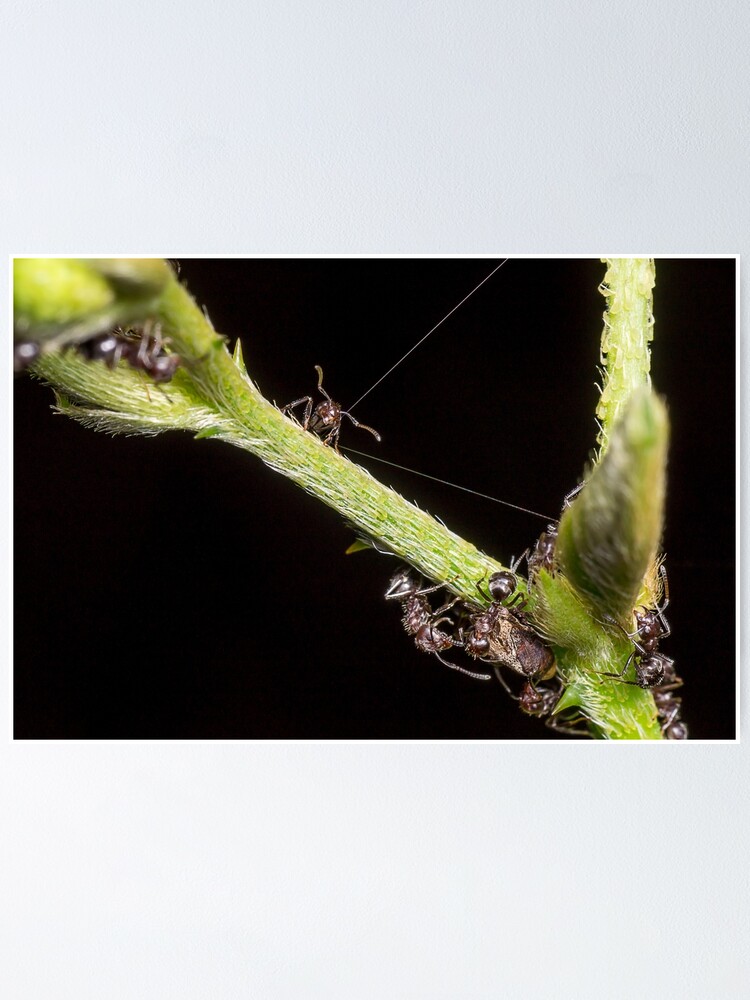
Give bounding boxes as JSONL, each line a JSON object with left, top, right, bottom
{"left": 78, "top": 328, "right": 181, "bottom": 383}
{"left": 517, "top": 681, "right": 559, "bottom": 717}
{"left": 602, "top": 564, "right": 679, "bottom": 695}
{"left": 653, "top": 688, "right": 688, "bottom": 740}
{"left": 15, "top": 326, "right": 181, "bottom": 383}
{"left": 283, "top": 365, "right": 381, "bottom": 452}
{"left": 461, "top": 572, "right": 556, "bottom": 682}
{"left": 385, "top": 569, "right": 491, "bottom": 680}
{"left": 650, "top": 656, "right": 688, "bottom": 739}
{"left": 526, "top": 525, "right": 558, "bottom": 577}
{"left": 627, "top": 565, "right": 671, "bottom": 655}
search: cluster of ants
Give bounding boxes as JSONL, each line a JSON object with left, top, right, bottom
{"left": 275, "top": 364, "right": 686, "bottom": 740}
{"left": 16, "top": 341, "right": 685, "bottom": 739}
{"left": 14, "top": 325, "right": 182, "bottom": 383}
{"left": 385, "top": 524, "right": 686, "bottom": 740}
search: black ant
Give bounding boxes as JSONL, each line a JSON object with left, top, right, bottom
{"left": 282, "top": 365, "right": 381, "bottom": 452}
{"left": 459, "top": 571, "right": 556, "bottom": 683}
{"left": 629, "top": 564, "right": 671, "bottom": 653}
{"left": 513, "top": 679, "right": 592, "bottom": 736}
{"left": 650, "top": 656, "right": 688, "bottom": 739}
{"left": 385, "top": 569, "right": 491, "bottom": 681}
{"left": 76, "top": 326, "right": 181, "bottom": 383}
{"left": 14, "top": 326, "right": 182, "bottom": 384}
{"left": 600, "top": 565, "right": 674, "bottom": 690}
{"left": 526, "top": 525, "right": 559, "bottom": 578}
{"left": 653, "top": 688, "right": 688, "bottom": 740}
{"left": 510, "top": 484, "right": 584, "bottom": 581}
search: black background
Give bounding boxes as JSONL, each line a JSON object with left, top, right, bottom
{"left": 13, "top": 258, "right": 736, "bottom": 739}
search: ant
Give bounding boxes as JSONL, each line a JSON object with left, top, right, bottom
{"left": 282, "top": 365, "right": 381, "bottom": 452}
{"left": 650, "top": 656, "right": 688, "bottom": 739}
{"left": 510, "top": 484, "right": 584, "bottom": 581}
{"left": 76, "top": 325, "right": 181, "bottom": 383}
{"left": 15, "top": 326, "right": 183, "bottom": 383}
{"left": 600, "top": 565, "right": 674, "bottom": 690}
{"left": 629, "top": 564, "right": 671, "bottom": 653}
{"left": 653, "top": 688, "right": 688, "bottom": 740}
{"left": 459, "top": 570, "right": 556, "bottom": 683}
{"left": 526, "top": 524, "right": 559, "bottom": 578}
{"left": 385, "top": 569, "right": 492, "bottom": 681}
{"left": 513, "top": 679, "right": 592, "bottom": 736}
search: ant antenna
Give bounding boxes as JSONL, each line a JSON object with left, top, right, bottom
{"left": 342, "top": 446, "right": 556, "bottom": 522}
{"left": 347, "top": 259, "right": 509, "bottom": 412}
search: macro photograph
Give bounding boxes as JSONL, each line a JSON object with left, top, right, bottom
{"left": 13, "top": 256, "right": 737, "bottom": 740}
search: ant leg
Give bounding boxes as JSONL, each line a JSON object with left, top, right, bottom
{"left": 323, "top": 424, "right": 342, "bottom": 452}
{"left": 597, "top": 650, "right": 638, "bottom": 682}
{"left": 656, "top": 565, "right": 671, "bottom": 637}
{"left": 302, "top": 396, "right": 315, "bottom": 431}
{"left": 426, "top": 616, "right": 457, "bottom": 643}
{"left": 281, "top": 396, "right": 313, "bottom": 424}
{"left": 492, "top": 665, "right": 516, "bottom": 698}
{"left": 658, "top": 702, "right": 681, "bottom": 733}
{"left": 134, "top": 329, "right": 152, "bottom": 370}
{"left": 562, "top": 482, "right": 585, "bottom": 508}
{"left": 474, "top": 577, "right": 492, "bottom": 603}
{"left": 342, "top": 411, "right": 382, "bottom": 442}
{"left": 505, "top": 591, "right": 527, "bottom": 611}
{"left": 432, "top": 594, "right": 462, "bottom": 617}
{"left": 150, "top": 323, "right": 167, "bottom": 354}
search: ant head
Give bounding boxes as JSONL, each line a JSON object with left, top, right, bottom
{"left": 315, "top": 399, "right": 341, "bottom": 426}
{"left": 386, "top": 569, "right": 415, "bottom": 600}
{"left": 466, "top": 634, "right": 490, "bottom": 657}
{"left": 488, "top": 571, "right": 516, "bottom": 603}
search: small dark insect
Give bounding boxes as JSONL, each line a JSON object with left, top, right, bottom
{"left": 385, "top": 569, "right": 491, "bottom": 681}
{"left": 601, "top": 566, "right": 675, "bottom": 690}
{"left": 282, "top": 365, "right": 381, "bottom": 452}
{"left": 513, "top": 679, "right": 592, "bottom": 736}
{"left": 516, "top": 680, "right": 560, "bottom": 717}
{"left": 77, "top": 326, "right": 182, "bottom": 383}
{"left": 600, "top": 641, "right": 673, "bottom": 690}
{"left": 14, "top": 340, "right": 42, "bottom": 373}
{"left": 628, "top": 565, "right": 671, "bottom": 654}
{"left": 526, "top": 524, "right": 558, "bottom": 577}
{"left": 651, "top": 657, "right": 688, "bottom": 739}
{"left": 653, "top": 688, "right": 688, "bottom": 740}
{"left": 513, "top": 484, "right": 582, "bottom": 581}
{"left": 460, "top": 572, "right": 556, "bottom": 682}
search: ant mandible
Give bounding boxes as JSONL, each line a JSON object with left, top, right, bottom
{"left": 282, "top": 366, "right": 381, "bottom": 452}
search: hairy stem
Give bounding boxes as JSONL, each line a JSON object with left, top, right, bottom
{"left": 17, "top": 257, "right": 668, "bottom": 739}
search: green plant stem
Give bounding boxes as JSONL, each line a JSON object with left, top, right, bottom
{"left": 20, "top": 258, "right": 668, "bottom": 739}
{"left": 596, "top": 257, "right": 656, "bottom": 457}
